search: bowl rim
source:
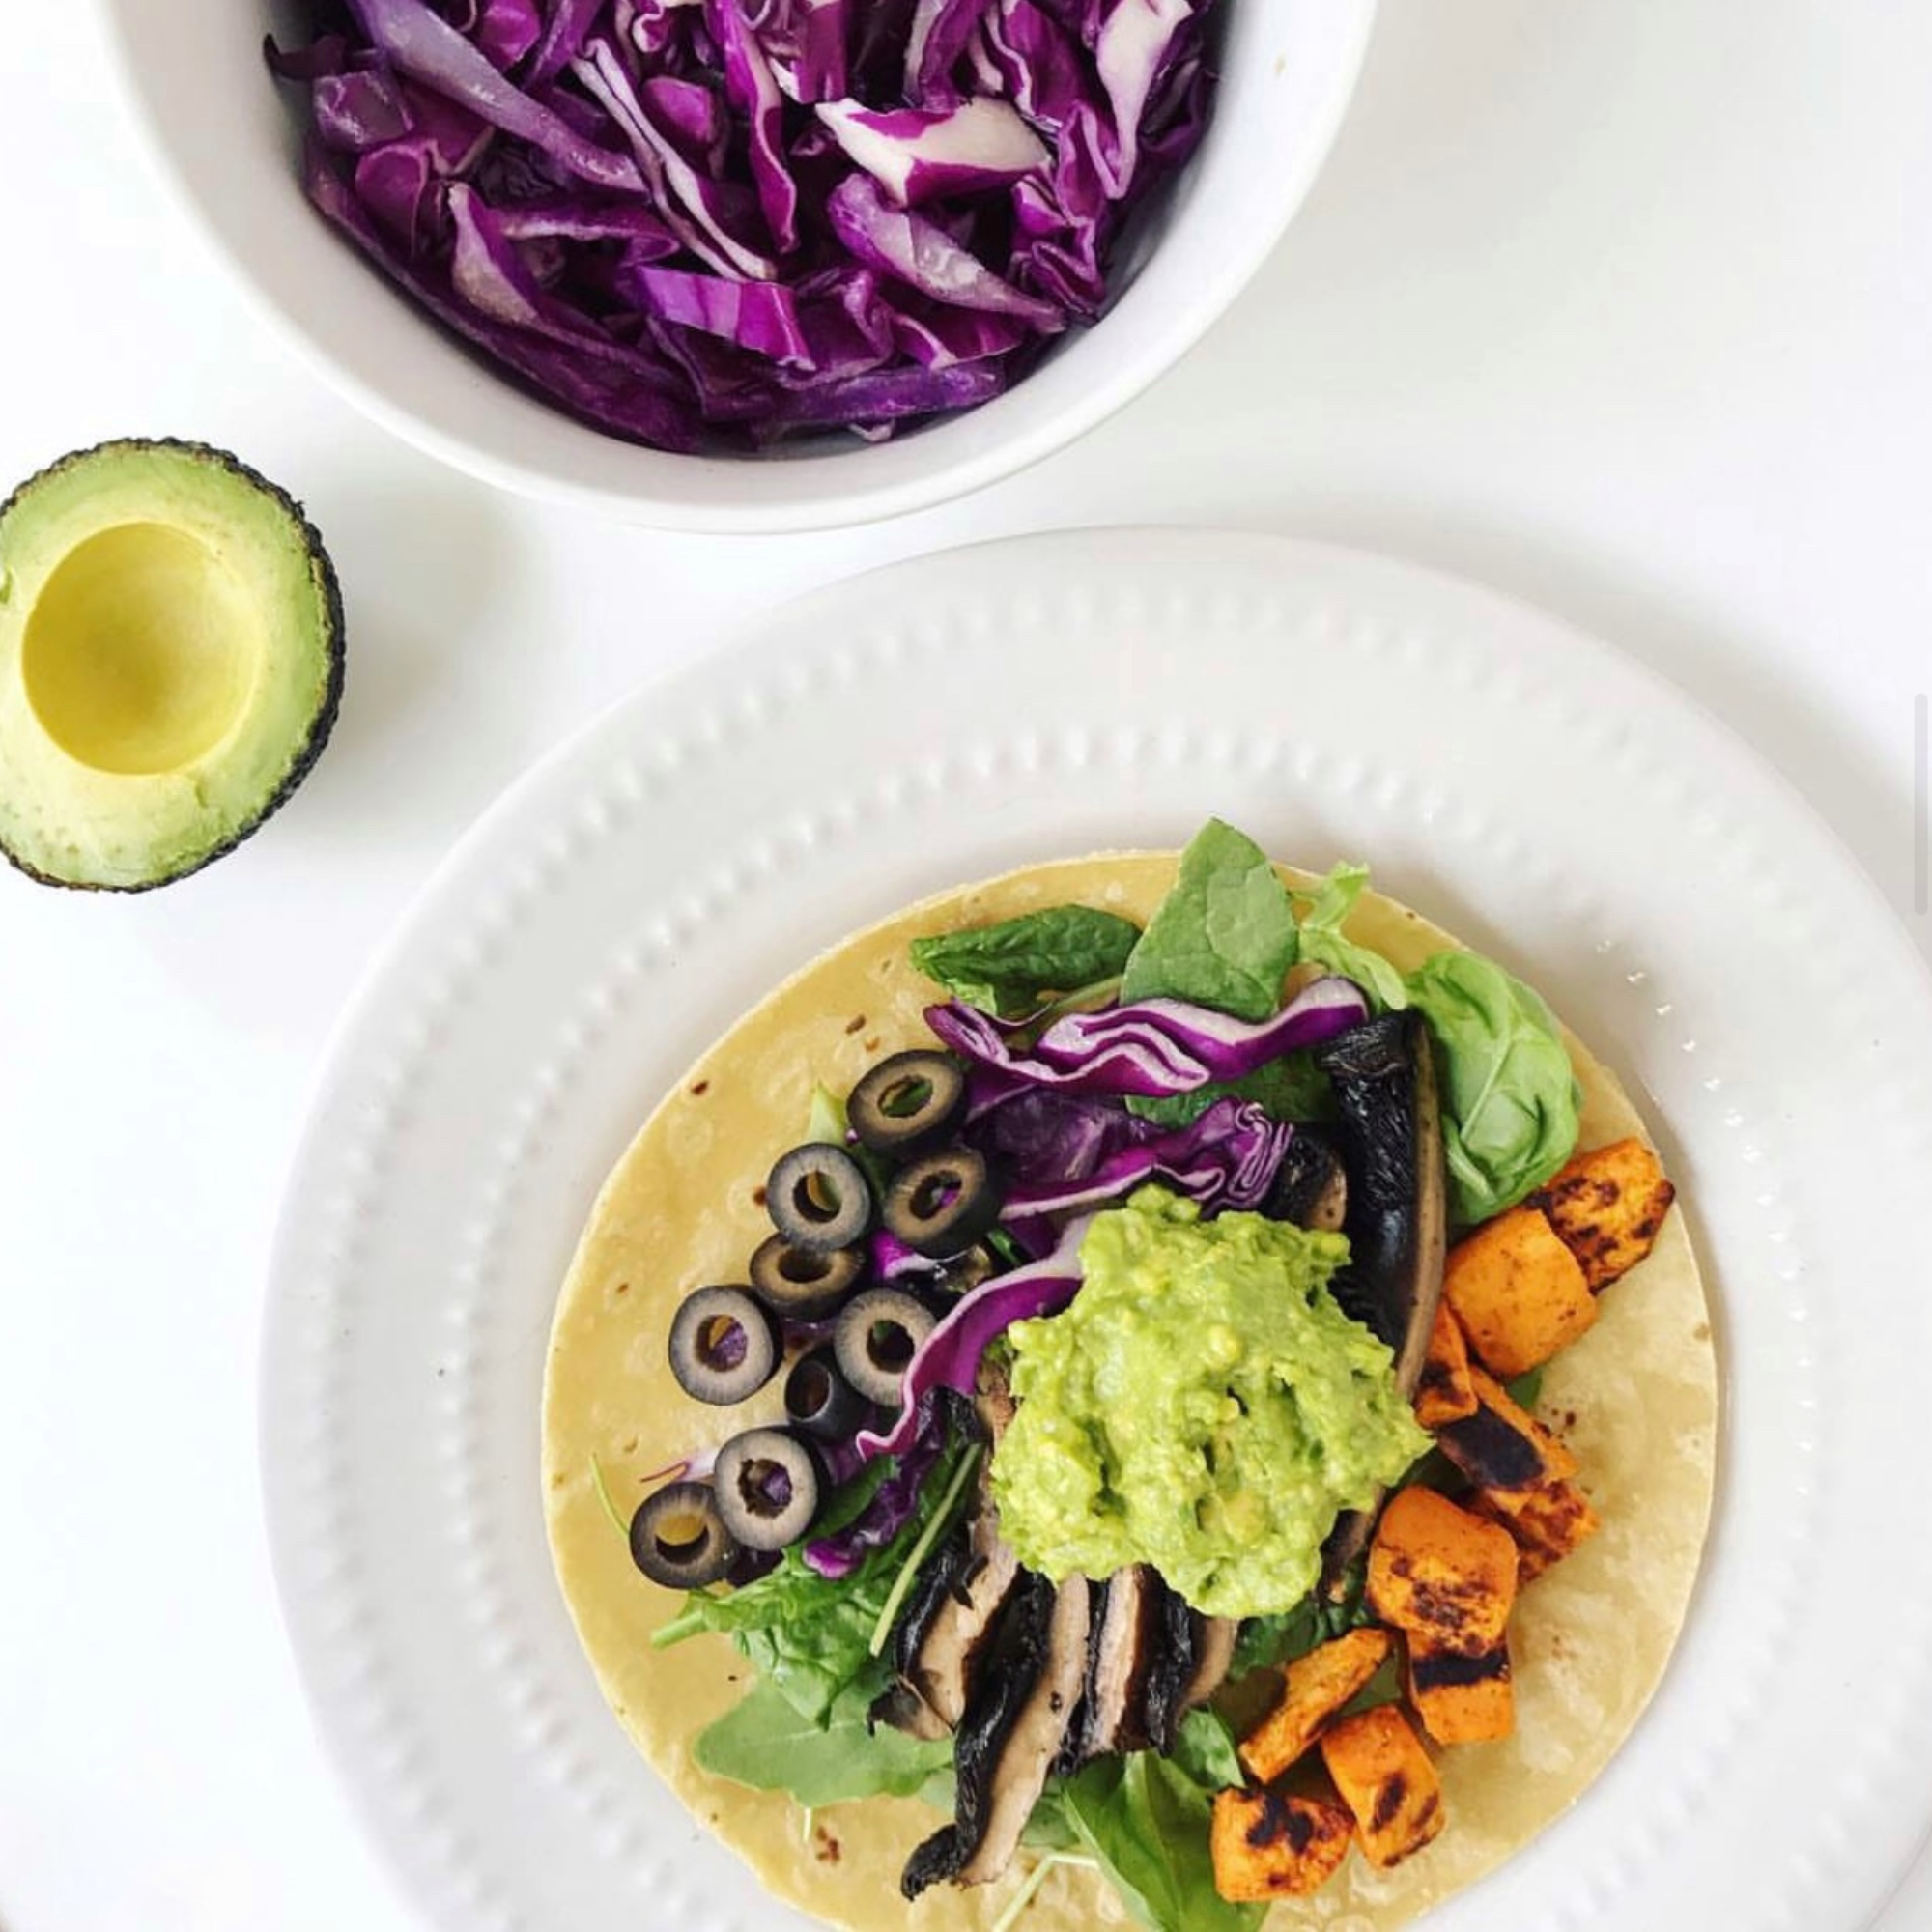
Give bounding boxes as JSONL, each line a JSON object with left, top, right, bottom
{"left": 95, "top": 0, "right": 1377, "bottom": 533}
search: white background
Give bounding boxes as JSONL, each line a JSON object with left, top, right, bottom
{"left": 3, "top": 4, "right": 1929, "bottom": 1929}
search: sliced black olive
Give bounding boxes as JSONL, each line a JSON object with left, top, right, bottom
{"left": 883, "top": 1146, "right": 1003, "bottom": 1259}
{"left": 748, "top": 1235, "right": 866, "bottom": 1321}
{"left": 849, "top": 1051, "right": 969, "bottom": 1157}
{"left": 767, "top": 1142, "right": 876, "bottom": 1252}
{"left": 713, "top": 1426, "right": 825, "bottom": 1551}
{"left": 784, "top": 1343, "right": 882, "bottom": 1443}
{"left": 836, "top": 1286, "right": 940, "bottom": 1407}
{"left": 667, "top": 1285, "right": 781, "bottom": 1406}
{"left": 630, "top": 1480, "right": 738, "bottom": 1588}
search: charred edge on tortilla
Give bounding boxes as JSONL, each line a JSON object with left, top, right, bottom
{"left": 1264, "top": 1127, "right": 1349, "bottom": 1233}
{"left": 1311, "top": 1011, "right": 1449, "bottom": 1598}
{"left": 1056, "top": 1564, "right": 1160, "bottom": 1773}
{"left": 901, "top": 1573, "right": 1093, "bottom": 1896}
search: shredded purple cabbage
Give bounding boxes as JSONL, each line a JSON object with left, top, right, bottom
{"left": 268, "top": 0, "right": 1216, "bottom": 447}
{"left": 803, "top": 1399, "right": 945, "bottom": 1576}
{"left": 1003, "top": 1096, "right": 1291, "bottom": 1221}
{"left": 927, "top": 977, "right": 1371, "bottom": 1099}
{"left": 855, "top": 1219, "right": 1089, "bottom": 1463}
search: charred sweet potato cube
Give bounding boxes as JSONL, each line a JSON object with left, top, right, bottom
{"left": 1475, "top": 1476, "right": 1601, "bottom": 1581}
{"left": 1412, "top": 1303, "right": 1479, "bottom": 1428}
{"left": 1320, "top": 1706, "right": 1446, "bottom": 1868}
{"left": 1239, "top": 1628, "right": 1393, "bottom": 1782}
{"left": 1529, "top": 1137, "right": 1676, "bottom": 1291}
{"left": 1210, "top": 1789, "right": 1355, "bottom": 1900}
{"left": 1441, "top": 1207, "right": 1597, "bottom": 1378}
{"left": 1435, "top": 1368, "right": 1578, "bottom": 1500}
{"left": 1367, "top": 1486, "right": 1519, "bottom": 1653}
{"left": 1406, "top": 1634, "right": 1514, "bottom": 1744}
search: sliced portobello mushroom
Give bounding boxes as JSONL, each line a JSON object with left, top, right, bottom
{"left": 766, "top": 1142, "right": 875, "bottom": 1252}
{"left": 873, "top": 1524, "right": 975, "bottom": 1742}
{"left": 1140, "top": 1581, "right": 1238, "bottom": 1753}
{"left": 747, "top": 1234, "right": 865, "bottom": 1323}
{"left": 1058, "top": 1564, "right": 1159, "bottom": 1771}
{"left": 1311, "top": 1010, "right": 1449, "bottom": 1593}
{"left": 905, "top": 1503, "right": 1023, "bottom": 1733}
{"left": 882, "top": 1146, "right": 1003, "bottom": 1259}
{"left": 901, "top": 1573, "right": 1093, "bottom": 1898}
{"left": 629, "top": 1481, "right": 739, "bottom": 1588}
{"left": 666, "top": 1286, "right": 781, "bottom": 1406}
{"left": 835, "top": 1286, "right": 938, "bottom": 1408}
{"left": 849, "top": 1050, "right": 968, "bottom": 1158}
{"left": 711, "top": 1426, "right": 823, "bottom": 1551}
{"left": 1264, "top": 1125, "right": 1349, "bottom": 1233}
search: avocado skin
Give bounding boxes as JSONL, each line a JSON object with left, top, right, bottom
{"left": 0, "top": 437, "right": 346, "bottom": 893}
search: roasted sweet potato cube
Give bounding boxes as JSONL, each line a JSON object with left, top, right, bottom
{"left": 1435, "top": 1368, "right": 1578, "bottom": 1500}
{"left": 1406, "top": 1634, "right": 1515, "bottom": 1744}
{"left": 1530, "top": 1137, "right": 1676, "bottom": 1291}
{"left": 1211, "top": 1789, "right": 1355, "bottom": 1900}
{"left": 1442, "top": 1207, "right": 1597, "bottom": 1378}
{"left": 1239, "top": 1628, "right": 1393, "bottom": 1782}
{"left": 1367, "top": 1487, "right": 1519, "bottom": 1652}
{"left": 1475, "top": 1477, "right": 1601, "bottom": 1580}
{"left": 1320, "top": 1706, "right": 1445, "bottom": 1869}
{"left": 1413, "top": 1303, "right": 1479, "bottom": 1428}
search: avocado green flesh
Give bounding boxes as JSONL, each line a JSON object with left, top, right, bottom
{"left": 0, "top": 440, "right": 342, "bottom": 890}
{"left": 989, "top": 1187, "right": 1433, "bottom": 1620}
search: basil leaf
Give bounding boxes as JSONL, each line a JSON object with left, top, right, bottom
{"left": 1061, "top": 1749, "right": 1262, "bottom": 1932}
{"left": 1120, "top": 820, "right": 1299, "bottom": 1023}
{"left": 1126, "top": 1050, "right": 1333, "bottom": 1129}
{"left": 694, "top": 1677, "right": 952, "bottom": 1806}
{"left": 1292, "top": 862, "right": 1410, "bottom": 1012}
{"left": 911, "top": 906, "right": 1143, "bottom": 1017}
{"left": 1406, "top": 951, "right": 1581, "bottom": 1224}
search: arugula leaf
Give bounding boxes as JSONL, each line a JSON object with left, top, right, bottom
{"left": 1406, "top": 951, "right": 1582, "bottom": 1224}
{"left": 911, "top": 906, "right": 1143, "bottom": 1017}
{"left": 1126, "top": 1050, "right": 1333, "bottom": 1129}
{"left": 1061, "top": 1747, "right": 1262, "bottom": 1932}
{"left": 1120, "top": 821, "right": 1299, "bottom": 1023}
{"left": 694, "top": 1676, "right": 952, "bottom": 1806}
{"left": 1291, "top": 863, "right": 1409, "bottom": 1011}
{"left": 655, "top": 1426, "right": 979, "bottom": 1723}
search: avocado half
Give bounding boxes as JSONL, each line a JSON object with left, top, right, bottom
{"left": 0, "top": 439, "right": 344, "bottom": 891}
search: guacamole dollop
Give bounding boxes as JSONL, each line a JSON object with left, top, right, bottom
{"left": 988, "top": 1187, "right": 1432, "bottom": 1618}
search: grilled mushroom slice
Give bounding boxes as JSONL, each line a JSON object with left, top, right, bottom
{"left": 901, "top": 1573, "right": 1093, "bottom": 1898}
{"left": 873, "top": 1525, "right": 976, "bottom": 1741}
{"left": 1265, "top": 1126, "right": 1348, "bottom": 1232}
{"left": 1058, "top": 1564, "right": 1160, "bottom": 1771}
{"left": 1141, "top": 1582, "right": 1238, "bottom": 1753}
{"left": 1312, "top": 1010, "right": 1449, "bottom": 1593}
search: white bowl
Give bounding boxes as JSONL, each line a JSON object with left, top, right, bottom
{"left": 100, "top": 0, "right": 1374, "bottom": 532}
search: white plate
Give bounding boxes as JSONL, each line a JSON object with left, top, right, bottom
{"left": 264, "top": 529, "right": 1932, "bottom": 1932}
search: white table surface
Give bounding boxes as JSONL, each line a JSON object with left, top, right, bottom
{"left": 4, "top": 4, "right": 1929, "bottom": 1929}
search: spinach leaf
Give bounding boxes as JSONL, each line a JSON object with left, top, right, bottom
{"left": 1507, "top": 1365, "right": 1546, "bottom": 1411}
{"left": 1291, "top": 863, "right": 1410, "bottom": 1011}
{"left": 694, "top": 1676, "right": 952, "bottom": 1806}
{"left": 911, "top": 906, "right": 1142, "bottom": 1017}
{"left": 1170, "top": 1708, "right": 1244, "bottom": 1790}
{"left": 1229, "top": 1564, "right": 1374, "bottom": 1677}
{"left": 1406, "top": 951, "right": 1581, "bottom": 1224}
{"left": 655, "top": 1426, "right": 979, "bottom": 1724}
{"left": 1126, "top": 1050, "right": 1333, "bottom": 1129}
{"left": 1121, "top": 820, "right": 1299, "bottom": 1023}
{"left": 1061, "top": 1746, "right": 1262, "bottom": 1932}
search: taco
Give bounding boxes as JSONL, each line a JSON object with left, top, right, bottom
{"left": 543, "top": 819, "right": 1717, "bottom": 1932}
